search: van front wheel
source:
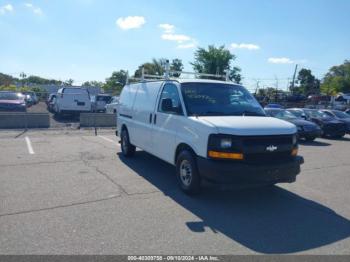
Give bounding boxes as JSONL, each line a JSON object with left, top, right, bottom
{"left": 121, "top": 129, "right": 136, "bottom": 157}
{"left": 176, "top": 150, "right": 201, "bottom": 195}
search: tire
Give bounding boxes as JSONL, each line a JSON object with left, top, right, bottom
{"left": 305, "top": 136, "right": 316, "bottom": 142}
{"left": 54, "top": 110, "right": 61, "bottom": 119}
{"left": 176, "top": 150, "right": 201, "bottom": 195}
{"left": 333, "top": 133, "right": 345, "bottom": 139}
{"left": 120, "top": 128, "right": 136, "bottom": 157}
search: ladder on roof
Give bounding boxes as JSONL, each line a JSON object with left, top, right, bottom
{"left": 126, "top": 60, "right": 231, "bottom": 84}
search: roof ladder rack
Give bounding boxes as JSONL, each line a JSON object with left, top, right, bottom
{"left": 126, "top": 59, "right": 232, "bottom": 84}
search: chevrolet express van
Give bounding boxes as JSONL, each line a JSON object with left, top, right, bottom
{"left": 54, "top": 87, "right": 92, "bottom": 116}
{"left": 117, "top": 79, "right": 304, "bottom": 194}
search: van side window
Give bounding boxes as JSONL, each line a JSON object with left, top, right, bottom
{"left": 158, "top": 84, "right": 183, "bottom": 115}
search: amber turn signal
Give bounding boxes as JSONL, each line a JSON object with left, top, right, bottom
{"left": 291, "top": 148, "right": 298, "bottom": 156}
{"left": 208, "top": 150, "right": 244, "bottom": 160}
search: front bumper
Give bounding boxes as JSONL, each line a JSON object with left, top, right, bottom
{"left": 322, "top": 125, "right": 346, "bottom": 136}
{"left": 298, "top": 129, "right": 322, "bottom": 138}
{"left": 197, "top": 156, "right": 304, "bottom": 185}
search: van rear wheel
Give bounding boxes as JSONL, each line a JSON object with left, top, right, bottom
{"left": 121, "top": 129, "right": 135, "bottom": 157}
{"left": 176, "top": 150, "right": 201, "bottom": 195}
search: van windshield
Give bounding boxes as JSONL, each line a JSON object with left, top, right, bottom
{"left": 180, "top": 82, "right": 265, "bottom": 116}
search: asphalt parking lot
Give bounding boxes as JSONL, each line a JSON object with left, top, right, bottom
{"left": 28, "top": 102, "right": 81, "bottom": 129}
{"left": 0, "top": 129, "right": 350, "bottom": 255}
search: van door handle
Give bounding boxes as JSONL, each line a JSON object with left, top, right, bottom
{"left": 149, "top": 113, "right": 152, "bottom": 124}
{"left": 154, "top": 114, "right": 157, "bottom": 124}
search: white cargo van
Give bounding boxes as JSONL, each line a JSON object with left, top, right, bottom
{"left": 117, "top": 78, "right": 304, "bottom": 194}
{"left": 54, "top": 87, "right": 91, "bottom": 116}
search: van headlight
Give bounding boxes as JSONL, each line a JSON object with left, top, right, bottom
{"left": 291, "top": 134, "right": 298, "bottom": 157}
{"left": 220, "top": 138, "right": 232, "bottom": 149}
{"left": 207, "top": 135, "right": 243, "bottom": 160}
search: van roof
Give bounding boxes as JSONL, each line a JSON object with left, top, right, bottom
{"left": 128, "top": 78, "right": 243, "bottom": 86}
{"left": 177, "top": 78, "right": 239, "bottom": 85}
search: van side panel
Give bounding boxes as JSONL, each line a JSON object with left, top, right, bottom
{"left": 174, "top": 117, "right": 215, "bottom": 162}
{"left": 132, "top": 82, "right": 162, "bottom": 151}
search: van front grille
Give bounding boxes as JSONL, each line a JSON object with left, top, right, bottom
{"left": 244, "top": 151, "right": 293, "bottom": 164}
{"left": 239, "top": 135, "right": 294, "bottom": 164}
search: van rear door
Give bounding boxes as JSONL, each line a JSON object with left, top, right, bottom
{"left": 61, "top": 88, "right": 91, "bottom": 112}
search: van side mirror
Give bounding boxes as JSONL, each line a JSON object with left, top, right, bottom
{"left": 161, "top": 98, "right": 173, "bottom": 112}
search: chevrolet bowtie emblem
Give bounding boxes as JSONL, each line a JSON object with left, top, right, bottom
{"left": 266, "top": 145, "right": 278, "bottom": 152}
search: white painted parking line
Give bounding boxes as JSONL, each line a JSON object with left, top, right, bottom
{"left": 98, "top": 135, "right": 120, "bottom": 147}
{"left": 25, "top": 136, "right": 35, "bottom": 155}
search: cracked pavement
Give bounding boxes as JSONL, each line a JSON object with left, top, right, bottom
{"left": 0, "top": 129, "right": 350, "bottom": 254}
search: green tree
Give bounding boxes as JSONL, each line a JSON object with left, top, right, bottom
{"left": 256, "top": 87, "right": 279, "bottom": 101}
{"left": 82, "top": 81, "right": 104, "bottom": 88}
{"left": 103, "top": 70, "right": 128, "bottom": 95}
{"left": 64, "top": 79, "right": 74, "bottom": 86}
{"left": 20, "top": 72, "right": 27, "bottom": 87}
{"left": 134, "top": 58, "right": 184, "bottom": 78}
{"left": 134, "top": 59, "right": 165, "bottom": 77}
{"left": 321, "top": 60, "right": 350, "bottom": 95}
{"left": 295, "top": 68, "right": 320, "bottom": 95}
{"left": 0, "top": 85, "right": 17, "bottom": 91}
{"left": 170, "top": 59, "right": 184, "bottom": 77}
{"left": 0, "top": 72, "right": 16, "bottom": 86}
{"left": 191, "top": 45, "right": 242, "bottom": 83}
{"left": 25, "top": 75, "right": 63, "bottom": 85}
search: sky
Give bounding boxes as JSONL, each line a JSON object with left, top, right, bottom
{"left": 0, "top": 0, "right": 349, "bottom": 91}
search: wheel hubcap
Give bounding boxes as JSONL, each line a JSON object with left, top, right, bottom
{"left": 180, "top": 160, "right": 192, "bottom": 187}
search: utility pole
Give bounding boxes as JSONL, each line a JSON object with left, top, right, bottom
{"left": 274, "top": 75, "right": 279, "bottom": 102}
{"left": 291, "top": 64, "right": 298, "bottom": 93}
{"left": 253, "top": 79, "right": 260, "bottom": 95}
{"left": 286, "top": 78, "right": 290, "bottom": 90}
{"left": 20, "top": 72, "right": 26, "bottom": 89}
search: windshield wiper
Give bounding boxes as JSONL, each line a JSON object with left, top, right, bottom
{"left": 193, "top": 110, "right": 265, "bottom": 117}
{"left": 241, "top": 110, "right": 265, "bottom": 116}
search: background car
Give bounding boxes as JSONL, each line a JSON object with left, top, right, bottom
{"left": 46, "top": 93, "right": 57, "bottom": 112}
{"left": 22, "top": 91, "right": 38, "bottom": 105}
{"left": 0, "top": 91, "right": 27, "bottom": 112}
{"left": 265, "top": 108, "right": 322, "bottom": 141}
{"left": 321, "top": 109, "right": 350, "bottom": 133}
{"left": 288, "top": 108, "right": 346, "bottom": 138}
{"left": 105, "top": 96, "right": 119, "bottom": 114}
{"left": 91, "top": 94, "right": 112, "bottom": 113}
{"left": 46, "top": 93, "right": 56, "bottom": 106}
{"left": 264, "top": 103, "right": 284, "bottom": 109}
{"left": 23, "top": 94, "right": 34, "bottom": 107}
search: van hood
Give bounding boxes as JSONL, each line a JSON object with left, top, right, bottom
{"left": 196, "top": 116, "right": 297, "bottom": 136}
